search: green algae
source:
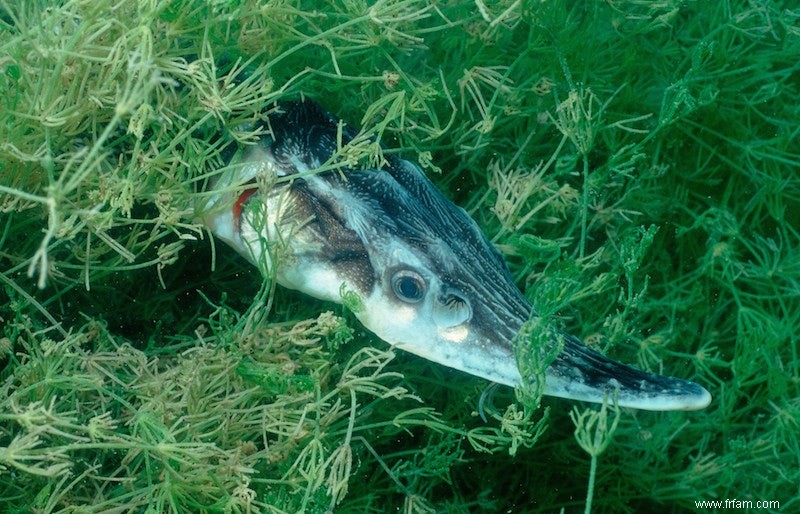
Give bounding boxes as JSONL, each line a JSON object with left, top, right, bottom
{"left": 1, "top": 0, "right": 799, "bottom": 512}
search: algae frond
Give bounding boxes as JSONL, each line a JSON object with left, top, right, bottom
{"left": 2, "top": 0, "right": 799, "bottom": 512}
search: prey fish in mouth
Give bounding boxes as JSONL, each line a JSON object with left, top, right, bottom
{"left": 200, "top": 98, "right": 711, "bottom": 411}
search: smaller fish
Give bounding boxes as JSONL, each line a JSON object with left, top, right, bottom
{"left": 200, "top": 99, "right": 711, "bottom": 411}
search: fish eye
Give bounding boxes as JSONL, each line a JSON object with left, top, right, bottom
{"left": 391, "top": 270, "right": 426, "bottom": 303}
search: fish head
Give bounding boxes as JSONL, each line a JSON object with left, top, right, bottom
{"left": 331, "top": 161, "right": 531, "bottom": 389}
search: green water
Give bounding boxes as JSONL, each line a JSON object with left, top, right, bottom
{"left": 1, "top": 1, "right": 797, "bottom": 512}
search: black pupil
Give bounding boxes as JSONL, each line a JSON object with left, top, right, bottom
{"left": 397, "top": 276, "right": 422, "bottom": 301}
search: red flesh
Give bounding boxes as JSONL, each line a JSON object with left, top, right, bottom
{"left": 233, "top": 187, "right": 258, "bottom": 232}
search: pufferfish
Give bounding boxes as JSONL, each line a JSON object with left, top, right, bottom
{"left": 199, "top": 98, "right": 711, "bottom": 411}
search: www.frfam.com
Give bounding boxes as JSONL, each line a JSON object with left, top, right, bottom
{"left": 695, "top": 499, "right": 780, "bottom": 509}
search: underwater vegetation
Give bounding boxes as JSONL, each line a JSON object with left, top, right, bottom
{"left": 0, "top": 0, "right": 798, "bottom": 512}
